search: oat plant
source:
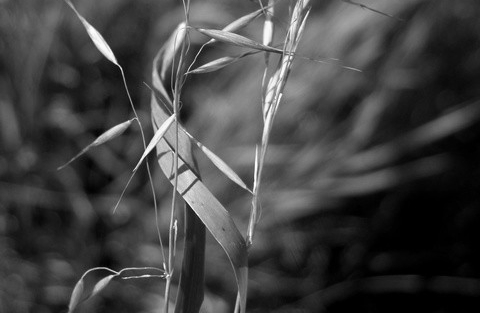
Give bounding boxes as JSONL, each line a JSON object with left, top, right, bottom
{"left": 59, "top": 0, "right": 354, "bottom": 312}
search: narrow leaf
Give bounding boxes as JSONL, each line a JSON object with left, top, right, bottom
{"left": 196, "top": 28, "right": 282, "bottom": 54}
{"left": 223, "top": 6, "right": 268, "bottom": 33}
{"left": 58, "top": 118, "right": 134, "bottom": 170}
{"left": 67, "top": 267, "right": 118, "bottom": 313}
{"left": 161, "top": 22, "right": 187, "bottom": 80}
{"left": 68, "top": 278, "right": 85, "bottom": 313}
{"left": 91, "top": 275, "right": 115, "bottom": 297}
{"left": 185, "top": 131, "right": 252, "bottom": 193}
{"left": 133, "top": 114, "right": 175, "bottom": 172}
{"left": 187, "top": 51, "right": 259, "bottom": 74}
{"left": 65, "top": 0, "right": 118, "bottom": 65}
{"left": 341, "top": 0, "right": 404, "bottom": 21}
{"left": 91, "top": 118, "right": 135, "bottom": 146}
{"left": 151, "top": 95, "right": 248, "bottom": 313}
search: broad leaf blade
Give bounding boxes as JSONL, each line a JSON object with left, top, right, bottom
{"left": 151, "top": 95, "right": 248, "bottom": 313}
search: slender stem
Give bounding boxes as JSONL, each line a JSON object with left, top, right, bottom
{"left": 165, "top": 2, "right": 190, "bottom": 311}
{"left": 118, "top": 67, "right": 166, "bottom": 265}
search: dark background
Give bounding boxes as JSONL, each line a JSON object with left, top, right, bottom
{"left": 2, "top": 0, "right": 480, "bottom": 312}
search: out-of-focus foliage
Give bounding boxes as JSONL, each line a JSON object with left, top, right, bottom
{"left": 2, "top": 0, "right": 480, "bottom": 312}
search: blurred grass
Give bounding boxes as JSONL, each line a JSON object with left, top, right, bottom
{"left": 2, "top": 0, "right": 480, "bottom": 312}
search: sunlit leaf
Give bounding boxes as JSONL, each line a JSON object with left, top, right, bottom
{"left": 161, "top": 22, "right": 187, "bottom": 80}
{"left": 68, "top": 278, "right": 85, "bottom": 313}
{"left": 58, "top": 119, "right": 135, "bottom": 170}
{"left": 185, "top": 131, "right": 252, "bottom": 193}
{"left": 262, "top": 0, "right": 275, "bottom": 47}
{"left": 133, "top": 114, "right": 175, "bottom": 172}
{"left": 196, "top": 28, "right": 282, "bottom": 54}
{"left": 151, "top": 95, "right": 248, "bottom": 313}
{"left": 91, "top": 275, "right": 115, "bottom": 297}
{"left": 65, "top": 0, "right": 118, "bottom": 65}
{"left": 187, "top": 51, "right": 259, "bottom": 74}
{"left": 223, "top": 6, "right": 267, "bottom": 33}
{"left": 67, "top": 268, "right": 118, "bottom": 313}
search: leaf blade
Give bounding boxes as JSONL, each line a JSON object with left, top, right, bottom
{"left": 187, "top": 50, "right": 258, "bottom": 75}
{"left": 185, "top": 131, "right": 252, "bottom": 193}
{"left": 196, "top": 28, "right": 282, "bottom": 54}
{"left": 68, "top": 278, "right": 85, "bottom": 313}
{"left": 67, "top": 268, "right": 118, "bottom": 313}
{"left": 151, "top": 95, "right": 248, "bottom": 313}
{"left": 133, "top": 114, "right": 175, "bottom": 172}
{"left": 57, "top": 118, "right": 134, "bottom": 170}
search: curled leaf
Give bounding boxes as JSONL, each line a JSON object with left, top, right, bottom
{"left": 67, "top": 267, "right": 118, "bottom": 313}
{"left": 65, "top": 0, "right": 118, "bottom": 66}
{"left": 58, "top": 118, "right": 135, "bottom": 170}
{"left": 161, "top": 22, "right": 187, "bottom": 80}
{"left": 151, "top": 96, "right": 248, "bottom": 313}
{"left": 133, "top": 114, "right": 175, "bottom": 172}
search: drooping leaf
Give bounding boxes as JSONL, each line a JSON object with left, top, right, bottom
{"left": 65, "top": 0, "right": 118, "bottom": 66}
{"left": 67, "top": 268, "right": 118, "bottom": 313}
{"left": 222, "top": 6, "right": 268, "bottom": 33}
{"left": 184, "top": 131, "right": 252, "bottom": 193}
{"left": 67, "top": 267, "right": 165, "bottom": 312}
{"left": 151, "top": 95, "right": 248, "bottom": 313}
{"left": 196, "top": 28, "right": 282, "bottom": 54}
{"left": 68, "top": 278, "right": 85, "bottom": 313}
{"left": 161, "top": 22, "right": 187, "bottom": 80}
{"left": 91, "top": 275, "right": 116, "bottom": 298}
{"left": 58, "top": 118, "right": 135, "bottom": 170}
{"left": 187, "top": 51, "right": 259, "bottom": 74}
{"left": 133, "top": 114, "right": 175, "bottom": 172}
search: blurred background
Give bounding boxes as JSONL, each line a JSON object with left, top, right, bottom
{"left": 2, "top": 0, "right": 480, "bottom": 312}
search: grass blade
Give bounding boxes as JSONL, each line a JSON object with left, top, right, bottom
{"left": 187, "top": 50, "right": 259, "bottom": 74}
{"left": 223, "top": 6, "right": 268, "bottom": 33}
{"left": 68, "top": 278, "right": 85, "bottom": 313}
{"left": 196, "top": 28, "right": 282, "bottom": 54}
{"left": 67, "top": 267, "right": 118, "bottom": 313}
{"left": 57, "top": 118, "right": 135, "bottom": 170}
{"left": 161, "top": 22, "right": 187, "bottom": 81}
{"left": 133, "top": 114, "right": 175, "bottom": 172}
{"left": 65, "top": 0, "right": 118, "bottom": 65}
{"left": 185, "top": 131, "right": 252, "bottom": 193}
{"left": 91, "top": 275, "right": 116, "bottom": 297}
{"left": 342, "top": 0, "right": 404, "bottom": 21}
{"left": 152, "top": 95, "right": 248, "bottom": 313}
